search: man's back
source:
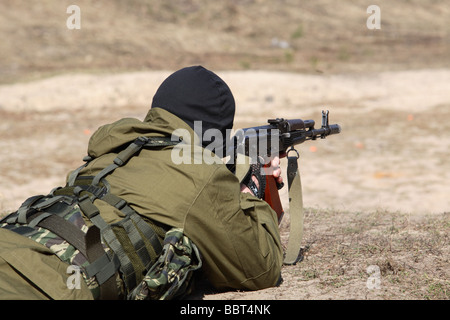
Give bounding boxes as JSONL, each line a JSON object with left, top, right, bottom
{"left": 0, "top": 66, "right": 283, "bottom": 299}
{"left": 77, "top": 107, "right": 283, "bottom": 290}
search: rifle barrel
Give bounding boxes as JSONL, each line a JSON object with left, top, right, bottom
{"left": 306, "top": 124, "right": 341, "bottom": 138}
{"left": 232, "top": 116, "right": 341, "bottom": 159}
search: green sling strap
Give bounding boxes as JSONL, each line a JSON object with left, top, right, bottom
{"left": 283, "top": 148, "right": 304, "bottom": 265}
{"left": 233, "top": 150, "right": 304, "bottom": 265}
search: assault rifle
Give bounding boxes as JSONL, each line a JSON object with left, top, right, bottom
{"left": 233, "top": 110, "right": 341, "bottom": 166}
{"left": 229, "top": 110, "right": 341, "bottom": 264}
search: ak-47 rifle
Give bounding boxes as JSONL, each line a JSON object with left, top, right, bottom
{"left": 229, "top": 110, "right": 341, "bottom": 264}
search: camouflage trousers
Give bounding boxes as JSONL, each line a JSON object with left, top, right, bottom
{"left": 0, "top": 205, "right": 104, "bottom": 299}
{"left": 0, "top": 227, "right": 93, "bottom": 299}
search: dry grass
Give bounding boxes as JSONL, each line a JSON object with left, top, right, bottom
{"left": 296, "top": 208, "right": 449, "bottom": 300}
{"left": 197, "top": 208, "right": 449, "bottom": 300}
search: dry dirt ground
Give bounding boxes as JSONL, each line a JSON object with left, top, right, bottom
{"left": 0, "top": 1, "right": 449, "bottom": 301}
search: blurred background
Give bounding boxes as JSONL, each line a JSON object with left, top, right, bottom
{"left": 1, "top": 0, "right": 449, "bottom": 82}
{"left": 0, "top": 0, "right": 449, "bottom": 215}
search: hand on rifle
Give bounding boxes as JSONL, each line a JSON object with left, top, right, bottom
{"left": 240, "top": 156, "right": 283, "bottom": 196}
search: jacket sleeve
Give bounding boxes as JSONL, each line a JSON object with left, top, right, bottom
{"left": 184, "top": 165, "right": 283, "bottom": 291}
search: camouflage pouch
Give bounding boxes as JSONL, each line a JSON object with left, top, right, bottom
{"left": 128, "top": 228, "right": 202, "bottom": 300}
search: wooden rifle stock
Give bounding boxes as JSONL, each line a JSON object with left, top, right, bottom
{"left": 263, "top": 164, "right": 284, "bottom": 224}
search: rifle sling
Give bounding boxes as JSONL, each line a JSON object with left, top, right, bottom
{"left": 283, "top": 154, "right": 304, "bottom": 265}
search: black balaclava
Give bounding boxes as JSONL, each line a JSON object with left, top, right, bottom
{"left": 151, "top": 66, "right": 235, "bottom": 156}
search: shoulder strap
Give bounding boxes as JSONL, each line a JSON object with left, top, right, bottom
{"left": 71, "top": 136, "right": 175, "bottom": 292}
{"left": 68, "top": 136, "right": 179, "bottom": 187}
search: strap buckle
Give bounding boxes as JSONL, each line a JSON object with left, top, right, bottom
{"left": 287, "top": 146, "right": 300, "bottom": 159}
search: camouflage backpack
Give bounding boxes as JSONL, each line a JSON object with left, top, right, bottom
{"left": 0, "top": 136, "right": 202, "bottom": 299}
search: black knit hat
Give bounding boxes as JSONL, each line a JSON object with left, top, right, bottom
{"left": 151, "top": 66, "right": 235, "bottom": 155}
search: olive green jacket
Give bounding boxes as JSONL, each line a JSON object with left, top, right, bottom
{"left": 78, "top": 107, "right": 283, "bottom": 291}
{"left": 0, "top": 108, "right": 283, "bottom": 299}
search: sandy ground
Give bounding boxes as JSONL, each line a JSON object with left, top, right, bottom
{"left": 0, "top": 69, "right": 449, "bottom": 300}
